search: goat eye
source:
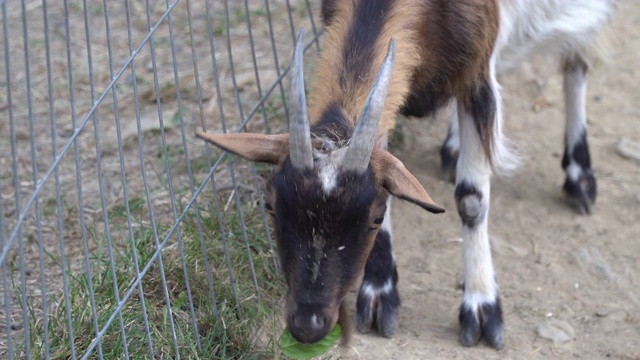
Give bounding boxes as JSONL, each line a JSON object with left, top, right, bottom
{"left": 373, "top": 217, "right": 384, "bottom": 225}
{"left": 264, "top": 203, "right": 273, "bottom": 210}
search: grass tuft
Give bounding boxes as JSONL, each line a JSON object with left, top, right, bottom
{"left": 22, "top": 188, "right": 284, "bottom": 359}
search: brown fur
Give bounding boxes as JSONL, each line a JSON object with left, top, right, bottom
{"left": 194, "top": 131, "right": 289, "bottom": 164}
{"left": 371, "top": 149, "right": 444, "bottom": 213}
{"left": 310, "top": 0, "right": 499, "bottom": 154}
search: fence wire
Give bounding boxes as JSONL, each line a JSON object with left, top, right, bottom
{"left": 0, "top": 0, "right": 322, "bottom": 358}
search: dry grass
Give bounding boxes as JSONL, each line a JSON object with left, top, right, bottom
{"left": 0, "top": 0, "right": 322, "bottom": 358}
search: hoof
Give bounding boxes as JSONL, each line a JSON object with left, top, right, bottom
{"left": 356, "top": 282, "right": 400, "bottom": 338}
{"left": 459, "top": 299, "right": 504, "bottom": 350}
{"left": 563, "top": 171, "right": 596, "bottom": 215}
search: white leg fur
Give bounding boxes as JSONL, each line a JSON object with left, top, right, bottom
{"left": 361, "top": 278, "right": 394, "bottom": 299}
{"left": 381, "top": 196, "right": 395, "bottom": 263}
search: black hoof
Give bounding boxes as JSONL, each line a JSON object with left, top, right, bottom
{"left": 440, "top": 144, "right": 458, "bottom": 183}
{"left": 375, "top": 294, "right": 399, "bottom": 338}
{"left": 355, "top": 294, "right": 373, "bottom": 334}
{"left": 459, "top": 299, "right": 504, "bottom": 350}
{"left": 563, "top": 170, "right": 596, "bottom": 215}
{"left": 356, "top": 285, "right": 400, "bottom": 338}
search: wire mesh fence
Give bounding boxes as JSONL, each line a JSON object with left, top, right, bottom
{"left": 0, "top": 0, "right": 323, "bottom": 358}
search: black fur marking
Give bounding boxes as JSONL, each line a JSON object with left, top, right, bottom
{"left": 311, "top": 102, "right": 354, "bottom": 143}
{"left": 339, "top": 73, "right": 347, "bottom": 91}
{"left": 562, "top": 131, "right": 591, "bottom": 170}
{"left": 400, "top": 80, "right": 453, "bottom": 119}
{"left": 454, "top": 182, "right": 485, "bottom": 227}
{"left": 440, "top": 128, "right": 459, "bottom": 182}
{"left": 356, "top": 229, "right": 400, "bottom": 337}
{"left": 360, "top": 230, "right": 398, "bottom": 289}
{"left": 562, "top": 131, "right": 597, "bottom": 214}
{"left": 321, "top": 0, "right": 339, "bottom": 26}
{"left": 463, "top": 79, "right": 496, "bottom": 160}
{"left": 561, "top": 147, "right": 570, "bottom": 170}
{"left": 271, "top": 160, "right": 383, "bottom": 296}
{"left": 459, "top": 299, "right": 504, "bottom": 349}
{"left": 342, "top": 0, "right": 393, "bottom": 89}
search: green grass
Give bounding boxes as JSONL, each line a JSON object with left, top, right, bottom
{"left": 21, "top": 185, "right": 284, "bottom": 359}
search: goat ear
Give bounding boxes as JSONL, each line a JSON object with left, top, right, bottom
{"left": 372, "top": 150, "right": 445, "bottom": 214}
{"left": 195, "top": 130, "right": 289, "bottom": 165}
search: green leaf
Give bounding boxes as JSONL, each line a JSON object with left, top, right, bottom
{"left": 280, "top": 325, "right": 341, "bottom": 359}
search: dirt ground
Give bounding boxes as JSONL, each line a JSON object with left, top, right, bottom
{"left": 338, "top": 1, "right": 640, "bottom": 359}
{"left": 2, "top": 0, "right": 638, "bottom": 358}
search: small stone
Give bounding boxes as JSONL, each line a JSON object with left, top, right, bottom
{"left": 573, "top": 247, "right": 618, "bottom": 282}
{"left": 536, "top": 319, "right": 574, "bottom": 344}
{"left": 616, "top": 137, "right": 640, "bottom": 162}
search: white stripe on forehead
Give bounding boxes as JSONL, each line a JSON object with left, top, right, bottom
{"left": 312, "top": 139, "right": 349, "bottom": 194}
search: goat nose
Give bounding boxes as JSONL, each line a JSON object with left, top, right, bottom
{"left": 289, "top": 312, "right": 329, "bottom": 344}
{"left": 291, "top": 312, "right": 328, "bottom": 331}
{"left": 310, "top": 314, "right": 326, "bottom": 330}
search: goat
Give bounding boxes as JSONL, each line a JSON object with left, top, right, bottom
{"left": 196, "top": 0, "right": 615, "bottom": 350}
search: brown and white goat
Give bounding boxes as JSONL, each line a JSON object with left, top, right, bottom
{"left": 197, "top": 0, "right": 615, "bottom": 349}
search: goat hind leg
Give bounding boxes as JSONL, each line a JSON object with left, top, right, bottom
{"left": 562, "top": 54, "right": 596, "bottom": 214}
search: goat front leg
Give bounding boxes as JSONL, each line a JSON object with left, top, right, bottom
{"left": 356, "top": 196, "right": 400, "bottom": 338}
{"left": 455, "top": 79, "right": 504, "bottom": 349}
{"left": 562, "top": 54, "right": 596, "bottom": 214}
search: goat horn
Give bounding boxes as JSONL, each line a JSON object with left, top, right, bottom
{"left": 342, "top": 38, "right": 396, "bottom": 173}
{"left": 288, "top": 28, "right": 314, "bottom": 170}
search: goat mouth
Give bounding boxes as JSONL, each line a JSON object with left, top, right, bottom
{"left": 291, "top": 332, "right": 328, "bottom": 345}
